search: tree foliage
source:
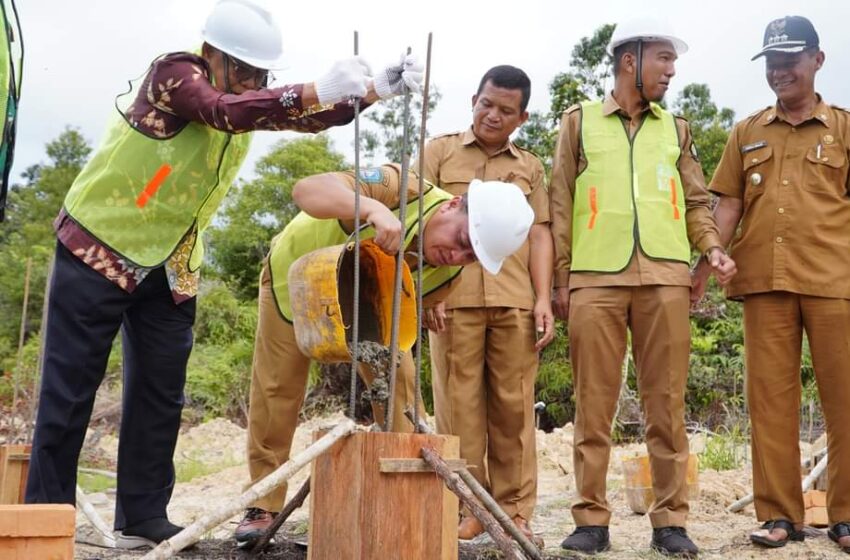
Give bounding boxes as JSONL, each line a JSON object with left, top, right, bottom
{"left": 516, "top": 24, "right": 614, "bottom": 168}
{"left": 671, "top": 83, "right": 735, "bottom": 179}
{"left": 207, "top": 135, "right": 346, "bottom": 299}
{"left": 361, "top": 88, "right": 441, "bottom": 164}
{"left": 0, "top": 128, "right": 90, "bottom": 367}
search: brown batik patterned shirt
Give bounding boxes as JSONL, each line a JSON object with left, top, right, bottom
{"left": 56, "top": 51, "right": 367, "bottom": 303}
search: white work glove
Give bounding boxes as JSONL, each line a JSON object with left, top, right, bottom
{"left": 315, "top": 56, "right": 371, "bottom": 105}
{"left": 373, "top": 52, "right": 424, "bottom": 99}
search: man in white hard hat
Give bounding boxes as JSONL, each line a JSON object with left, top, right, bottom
{"left": 234, "top": 164, "right": 533, "bottom": 547}
{"left": 415, "top": 65, "right": 552, "bottom": 546}
{"left": 24, "top": 0, "right": 422, "bottom": 549}
{"left": 550, "top": 18, "right": 736, "bottom": 556}
{"left": 693, "top": 16, "right": 850, "bottom": 553}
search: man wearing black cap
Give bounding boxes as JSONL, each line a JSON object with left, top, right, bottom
{"left": 693, "top": 15, "right": 850, "bottom": 553}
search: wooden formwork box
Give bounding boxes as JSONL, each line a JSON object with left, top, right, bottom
{"left": 0, "top": 445, "right": 31, "bottom": 505}
{"left": 622, "top": 453, "right": 700, "bottom": 514}
{"left": 308, "top": 431, "right": 459, "bottom": 560}
{"left": 0, "top": 504, "right": 75, "bottom": 559}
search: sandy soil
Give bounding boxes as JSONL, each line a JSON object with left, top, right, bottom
{"left": 72, "top": 415, "right": 846, "bottom": 559}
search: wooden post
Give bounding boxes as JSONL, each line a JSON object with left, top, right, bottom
{"left": 142, "top": 419, "right": 358, "bottom": 560}
{"left": 308, "top": 431, "right": 459, "bottom": 560}
{"left": 0, "top": 504, "right": 75, "bottom": 560}
{"left": 0, "top": 445, "right": 31, "bottom": 504}
{"left": 404, "top": 407, "right": 542, "bottom": 559}
{"left": 421, "top": 447, "right": 521, "bottom": 560}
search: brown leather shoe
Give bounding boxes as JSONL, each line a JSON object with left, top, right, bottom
{"left": 234, "top": 507, "right": 277, "bottom": 548}
{"left": 513, "top": 516, "right": 545, "bottom": 549}
{"left": 458, "top": 516, "right": 485, "bottom": 540}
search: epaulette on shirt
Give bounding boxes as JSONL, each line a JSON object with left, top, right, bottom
{"left": 513, "top": 142, "right": 545, "bottom": 162}
{"left": 746, "top": 106, "right": 774, "bottom": 121}
{"left": 831, "top": 104, "right": 850, "bottom": 115}
{"left": 564, "top": 104, "right": 581, "bottom": 115}
{"left": 429, "top": 130, "right": 464, "bottom": 141}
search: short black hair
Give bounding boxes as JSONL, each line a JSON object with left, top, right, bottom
{"left": 476, "top": 65, "right": 531, "bottom": 112}
{"left": 613, "top": 42, "right": 639, "bottom": 76}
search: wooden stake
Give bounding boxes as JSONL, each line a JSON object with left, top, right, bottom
{"left": 405, "top": 408, "right": 542, "bottom": 559}
{"left": 11, "top": 257, "right": 31, "bottom": 443}
{"left": 141, "top": 419, "right": 358, "bottom": 560}
{"left": 76, "top": 485, "right": 116, "bottom": 548}
{"left": 420, "top": 447, "right": 521, "bottom": 560}
{"left": 250, "top": 477, "right": 311, "bottom": 554}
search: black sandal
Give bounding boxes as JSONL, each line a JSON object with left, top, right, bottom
{"left": 750, "top": 520, "right": 804, "bottom": 548}
{"left": 829, "top": 522, "right": 850, "bottom": 554}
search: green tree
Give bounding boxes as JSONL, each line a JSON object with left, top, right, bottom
{"left": 361, "top": 88, "right": 441, "bottom": 164}
{"left": 0, "top": 128, "right": 91, "bottom": 364}
{"left": 207, "top": 135, "right": 346, "bottom": 299}
{"left": 671, "top": 83, "right": 735, "bottom": 179}
{"left": 516, "top": 24, "right": 615, "bottom": 168}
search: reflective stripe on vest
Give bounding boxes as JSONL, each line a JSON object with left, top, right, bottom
{"left": 572, "top": 100, "right": 689, "bottom": 272}
{"left": 63, "top": 54, "right": 252, "bottom": 270}
{"left": 269, "top": 182, "right": 461, "bottom": 322}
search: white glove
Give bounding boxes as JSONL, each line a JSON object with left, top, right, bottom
{"left": 315, "top": 56, "right": 371, "bottom": 105}
{"left": 373, "top": 52, "right": 424, "bottom": 99}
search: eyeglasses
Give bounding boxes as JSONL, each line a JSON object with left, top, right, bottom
{"left": 225, "top": 54, "right": 273, "bottom": 88}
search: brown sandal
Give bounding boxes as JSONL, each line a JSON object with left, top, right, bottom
{"left": 750, "top": 520, "right": 804, "bottom": 548}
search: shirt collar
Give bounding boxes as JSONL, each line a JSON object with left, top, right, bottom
{"left": 602, "top": 93, "right": 663, "bottom": 119}
{"left": 461, "top": 126, "right": 520, "bottom": 158}
{"left": 764, "top": 94, "right": 831, "bottom": 127}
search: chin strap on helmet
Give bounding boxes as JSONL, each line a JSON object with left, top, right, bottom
{"left": 635, "top": 39, "right": 649, "bottom": 105}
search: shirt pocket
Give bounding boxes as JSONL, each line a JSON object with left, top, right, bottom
{"left": 501, "top": 172, "right": 534, "bottom": 195}
{"left": 741, "top": 146, "right": 773, "bottom": 204}
{"left": 438, "top": 171, "right": 472, "bottom": 196}
{"left": 802, "top": 143, "right": 847, "bottom": 196}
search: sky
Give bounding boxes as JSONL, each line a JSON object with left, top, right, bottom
{"left": 11, "top": 0, "right": 850, "bottom": 184}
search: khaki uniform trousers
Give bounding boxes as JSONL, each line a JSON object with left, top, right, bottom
{"left": 744, "top": 292, "right": 850, "bottom": 525}
{"left": 430, "top": 307, "right": 538, "bottom": 520}
{"left": 247, "top": 264, "right": 419, "bottom": 512}
{"left": 569, "top": 285, "right": 691, "bottom": 528}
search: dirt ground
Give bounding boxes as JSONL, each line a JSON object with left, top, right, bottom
{"left": 72, "top": 414, "right": 846, "bottom": 559}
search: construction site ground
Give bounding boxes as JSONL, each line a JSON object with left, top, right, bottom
{"left": 71, "top": 413, "right": 845, "bottom": 559}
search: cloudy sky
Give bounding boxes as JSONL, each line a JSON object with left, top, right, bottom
{"left": 11, "top": 0, "right": 850, "bottom": 183}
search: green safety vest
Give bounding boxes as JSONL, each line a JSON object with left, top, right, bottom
{"left": 0, "top": 0, "right": 23, "bottom": 222}
{"left": 269, "top": 180, "right": 462, "bottom": 321}
{"left": 572, "top": 100, "right": 690, "bottom": 272}
{"left": 63, "top": 54, "right": 252, "bottom": 270}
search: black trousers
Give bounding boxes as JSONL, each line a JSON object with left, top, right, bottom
{"left": 25, "top": 241, "right": 196, "bottom": 529}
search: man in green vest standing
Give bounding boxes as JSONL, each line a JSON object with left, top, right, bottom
{"left": 549, "top": 17, "right": 736, "bottom": 556}
{"left": 25, "top": 0, "right": 423, "bottom": 549}
{"left": 234, "top": 164, "right": 534, "bottom": 547}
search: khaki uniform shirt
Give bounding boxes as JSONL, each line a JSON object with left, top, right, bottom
{"left": 417, "top": 128, "right": 549, "bottom": 310}
{"left": 550, "top": 95, "right": 721, "bottom": 290}
{"left": 710, "top": 97, "right": 850, "bottom": 300}
{"left": 337, "top": 164, "right": 454, "bottom": 305}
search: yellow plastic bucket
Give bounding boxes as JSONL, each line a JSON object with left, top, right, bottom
{"left": 288, "top": 239, "right": 417, "bottom": 363}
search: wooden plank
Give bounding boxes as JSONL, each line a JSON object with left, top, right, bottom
{"left": 0, "top": 445, "right": 31, "bottom": 505}
{"left": 0, "top": 504, "right": 74, "bottom": 560}
{"left": 309, "top": 431, "right": 459, "bottom": 560}
{"left": 378, "top": 458, "right": 466, "bottom": 473}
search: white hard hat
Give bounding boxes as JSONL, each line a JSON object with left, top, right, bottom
{"left": 202, "top": 0, "right": 283, "bottom": 70}
{"left": 607, "top": 17, "right": 688, "bottom": 56}
{"left": 467, "top": 180, "right": 535, "bottom": 275}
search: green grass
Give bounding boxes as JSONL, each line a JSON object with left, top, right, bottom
{"left": 699, "top": 425, "right": 748, "bottom": 471}
{"left": 78, "top": 472, "right": 115, "bottom": 494}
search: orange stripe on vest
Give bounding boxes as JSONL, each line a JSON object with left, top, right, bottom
{"left": 136, "top": 164, "right": 173, "bottom": 208}
{"left": 670, "top": 178, "right": 680, "bottom": 220}
{"left": 588, "top": 187, "right": 598, "bottom": 229}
